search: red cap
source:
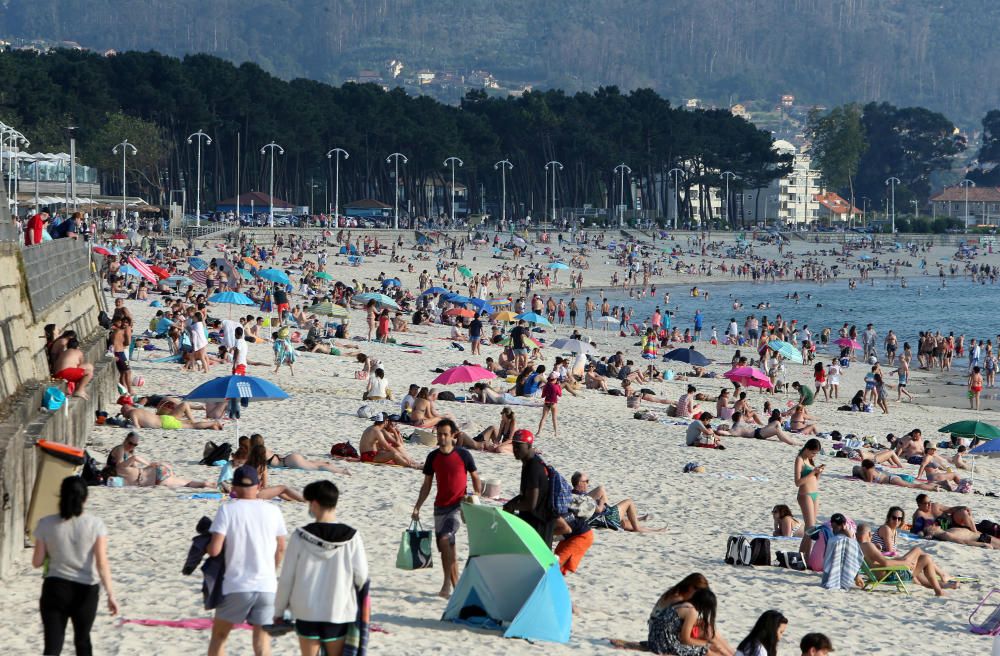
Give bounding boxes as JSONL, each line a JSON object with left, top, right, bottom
{"left": 117, "top": 395, "right": 134, "bottom": 406}
{"left": 512, "top": 429, "right": 535, "bottom": 444}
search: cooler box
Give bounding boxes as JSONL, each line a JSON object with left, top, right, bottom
{"left": 26, "top": 440, "right": 85, "bottom": 539}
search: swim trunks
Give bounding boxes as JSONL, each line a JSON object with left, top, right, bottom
{"left": 54, "top": 367, "right": 86, "bottom": 383}
{"left": 160, "top": 415, "right": 182, "bottom": 430}
{"left": 114, "top": 351, "right": 130, "bottom": 372}
{"left": 360, "top": 451, "right": 377, "bottom": 463}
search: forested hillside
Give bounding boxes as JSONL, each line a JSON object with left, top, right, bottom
{"left": 2, "top": 0, "right": 1000, "bottom": 123}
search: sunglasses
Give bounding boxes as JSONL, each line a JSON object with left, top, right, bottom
{"left": 126, "top": 441, "right": 139, "bottom": 447}
{"left": 890, "top": 515, "right": 904, "bottom": 520}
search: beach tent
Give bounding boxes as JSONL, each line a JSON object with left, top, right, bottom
{"left": 442, "top": 504, "right": 571, "bottom": 643}
{"left": 415, "top": 231, "right": 435, "bottom": 245}
{"left": 339, "top": 244, "right": 359, "bottom": 255}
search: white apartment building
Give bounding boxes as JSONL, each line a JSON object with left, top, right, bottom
{"left": 774, "top": 140, "right": 824, "bottom": 226}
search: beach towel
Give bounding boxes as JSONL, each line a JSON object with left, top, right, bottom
{"left": 821, "top": 534, "right": 863, "bottom": 590}
{"left": 120, "top": 618, "right": 252, "bottom": 631}
{"left": 343, "top": 579, "right": 372, "bottom": 656}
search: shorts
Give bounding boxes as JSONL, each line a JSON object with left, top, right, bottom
{"left": 360, "top": 451, "right": 377, "bottom": 463}
{"left": 160, "top": 415, "right": 182, "bottom": 430}
{"left": 433, "top": 503, "right": 463, "bottom": 544}
{"left": 555, "top": 530, "right": 595, "bottom": 575}
{"left": 277, "top": 303, "right": 289, "bottom": 314}
{"left": 295, "top": 619, "right": 350, "bottom": 642}
{"left": 233, "top": 364, "right": 247, "bottom": 376}
{"left": 54, "top": 367, "right": 86, "bottom": 383}
{"left": 215, "top": 591, "right": 275, "bottom": 626}
{"left": 907, "top": 455, "right": 924, "bottom": 465}
{"left": 513, "top": 348, "right": 529, "bottom": 356}
{"left": 115, "top": 351, "right": 130, "bottom": 372}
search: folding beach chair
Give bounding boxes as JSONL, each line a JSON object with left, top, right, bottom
{"left": 970, "top": 589, "right": 1000, "bottom": 635}
{"left": 860, "top": 561, "right": 909, "bottom": 594}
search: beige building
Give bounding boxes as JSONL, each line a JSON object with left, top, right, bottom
{"left": 774, "top": 140, "right": 824, "bottom": 226}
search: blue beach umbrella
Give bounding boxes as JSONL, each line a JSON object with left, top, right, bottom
{"left": 185, "top": 374, "right": 289, "bottom": 438}
{"left": 548, "top": 262, "right": 569, "bottom": 270}
{"left": 768, "top": 339, "right": 804, "bottom": 364}
{"left": 164, "top": 276, "right": 195, "bottom": 287}
{"left": 421, "top": 286, "right": 449, "bottom": 296}
{"left": 468, "top": 298, "right": 492, "bottom": 314}
{"left": 209, "top": 291, "right": 256, "bottom": 306}
{"left": 258, "top": 268, "right": 291, "bottom": 285}
{"left": 237, "top": 268, "right": 255, "bottom": 281}
{"left": 515, "top": 312, "right": 552, "bottom": 327}
{"left": 382, "top": 278, "right": 402, "bottom": 287}
{"left": 662, "top": 347, "right": 711, "bottom": 366}
{"left": 118, "top": 264, "right": 141, "bottom": 278}
{"left": 188, "top": 257, "right": 209, "bottom": 271}
{"left": 444, "top": 293, "right": 474, "bottom": 305}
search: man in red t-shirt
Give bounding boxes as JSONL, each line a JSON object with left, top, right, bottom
{"left": 24, "top": 211, "right": 48, "bottom": 246}
{"left": 412, "top": 418, "right": 481, "bottom": 598}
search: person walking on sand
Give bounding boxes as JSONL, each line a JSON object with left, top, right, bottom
{"left": 206, "top": 465, "right": 288, "bottom": 656}
{"left": 412, "top": 419, "right": 481, "bottom": 598}
{"left": 537, "top": 372, "right": 562, "bottom": 437}
{"left": 274, "top": 480, "right": 368, "bottom": 656}
{"left": 969, "top": 366, "right": 984, "bottom": 411}
{"left": 33, "top": 476, "right": 118, "bottom": 656}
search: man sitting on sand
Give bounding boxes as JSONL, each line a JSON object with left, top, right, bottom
{"left": 686, "top": 412, "right": 727, "bottom": 449}
{"left": 676, "top": 385, "right": 703, "bottom": 419}
{"left": 120, "top": 405, "right": 223, "bottom": 430}
{"left": 359, "top": 413, "right": 420, "bottom": 468}
{"left": 894, "top": 429, "right": 926, "bottom": 464}
{"left": 584, "top": 364, "right": 610, "bottom": 392}
{"left": 51, "top": 337, "right": 95, "bottom": 399}
{"left": 570, "top": 472, "right": 662, "bottom": 532}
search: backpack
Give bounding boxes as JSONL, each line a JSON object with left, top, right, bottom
{"left": 539, "top": 459, "right": 573, "bottom": 517}
{"left": 98, "top": 310, "right": 112, "bottom": 330}
{"left": 725, "top": 536, "right": 752, "bottom": 566}
{"left": 80, "top": 451, "right": 105, "bottom": 486}
{"left": 749, "top": 537, "right": 771, "bottom": 566}
{"left": 331, "top": 442, "right": 360, "bottom": 459}
{"left": 200, "top": 441, "right": 233, "bottom": 466}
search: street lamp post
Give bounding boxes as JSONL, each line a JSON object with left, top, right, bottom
{"left": 959, "top": 179, "right": 975, "bottom": 232}
{"left": 910, "top": 199, "right": 919, "bottom": 221}
{"left": 187, "top": 130, "right": 212, "bottom": 228}
{"left": 443, "top": 156, "right": 463, "bottom": 225}
{"left": 326, "top": 148, "right": 349, "bottom": 224}
{"left": 386, "top": 152, "right": 408, "bottom": 230}
{"left": 67, "top": 126, "right": 77, "bottom": 211}
{"left": 720, "top": 171, "right": 736, "bottom": 228}
{"left": 494, "top": 159, "right": 512, "bottom": 228}
{"left": 614, "top": 163, "right": 632, "bottom": 227}
{"left": 668, "top": 167, "right": 685, "bottom": 230}
{"left": 10, "top": 132, "right": 28, "bottom": 219}
{"left": 260, "top": 141, "right": 284, "bottom": 228}
{"left": 545, "top": 160, "right": 563, "bottom": 226}
{"left": 112, "top": 139, "right": 137, "bottom": 230}
{"left": 885, "top": 176, "right": 900, "bottom": 234}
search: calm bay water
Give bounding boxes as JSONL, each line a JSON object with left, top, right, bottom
{"left": 577, "top": 275, "right": 1000, "bottom": 352}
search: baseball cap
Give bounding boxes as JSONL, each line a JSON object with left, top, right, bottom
{"left": 117, "top": 394, "right": 134, "bottom": 406}
{"left": 512, "top": 429, "right": 535, "bottom": 445}
{"left": 231, "top": 465, "right": 260, "bottom": 487}
{"left": 372, "top": 412, "right": 385, "bottom": 423}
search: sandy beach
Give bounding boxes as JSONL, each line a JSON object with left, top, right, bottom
{"left": 7, "top": 229, "right": 1000, "bottom": 655}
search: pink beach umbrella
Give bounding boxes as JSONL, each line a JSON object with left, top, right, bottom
{"left": 724, "top": 366, "right": 773, "bottom": 390}
{"left": 431, "top": 365, "right": 497, "bottom": 386}
{"left": 835, "top": 337, "right": 861, "bottom": 349}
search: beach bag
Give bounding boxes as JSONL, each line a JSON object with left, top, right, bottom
{"left": 807, "top": 525, "right": 832, "bottom": 572}
{"left": 749, "top": 538, "right": 772, "bottom": 566}
{"left": 776, "top": 550, "right": 806, "bottom": 571}
{"left": 395, "top": 520, "right": 433, "bottom": 570}
{"left": 80, "top": 451, "right": 105, "bottom": 486}
{"left": 330, "top": 442, "right": 359, "bottom": 458}
{"left": 200, "top": 441, "right": 232, "bottom": 466}
{"left": 725, "top": 536, "right": 752, "bottom": 566}
{"left": 356, "top": 404, "right": 372, "bottom": 418}
{"left": 42, "top": 386, "right": 66, "bottom": 411}
{"left": 98, "top": 310, "right": 112, "bottom": 330}
{"left": 541, "top": 459, "right": 573, "bottom": 518}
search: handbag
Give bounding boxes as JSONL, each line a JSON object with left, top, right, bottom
{"left": 395, "top": 520, "right": 433, "bottom": 570}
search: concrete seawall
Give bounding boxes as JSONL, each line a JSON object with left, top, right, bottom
{"left": 0, "top": 239, "right": 113, "bottom": 578}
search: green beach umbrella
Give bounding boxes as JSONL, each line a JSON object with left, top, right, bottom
{"left": 309, "top": 301, "right": 348, "bottom": 318}
{"left": 937, "top": 420, "right": 1000, "bottom": 440}
{"left": 458, "top": 265, "right": 473, "bottom": 278}
{"left": 768, "top": 339, "right": 803, "bottom": 364}
{"left": 314, "top": 271, "right": 334, "bottom": 281}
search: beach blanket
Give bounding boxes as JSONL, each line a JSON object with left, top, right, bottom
{"left": 343, "top": 579, "right": 372, "bottom": 656}
{"left": 821, "top": 534, "right": 863, "bottom": 590}
{"left": 120, "top": 618, "right": 251, "bottom": 631}
{"left": 150, "top": 354, "right": 184, "bottom": 364}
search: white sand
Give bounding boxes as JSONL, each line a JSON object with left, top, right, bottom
{"left": 4, "top": 231, "right": 1000, "bottom": 655}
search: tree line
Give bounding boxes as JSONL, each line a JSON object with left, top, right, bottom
{"left": 0, "top": 49, "right": 790, "bottom": 226}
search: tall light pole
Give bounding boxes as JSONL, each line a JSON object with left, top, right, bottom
{"left": 860, "top": 196, "right": 870, "bottom": 227}
{"left": 67, "top": 126, "right": 77, "bottom": 211}
{"left": 668, "top": 167, "right": 685, "bottom": 230}
{"left": 443, "top": 156, "right": 463, "bottom": 225}
{"left": 614, "top": 163, "right": 632, "bottom": 227}
{"left": 720, "top": 171, "right": 736, "bottom": 228}
{"left": 260, "top": 141, "right": 284, "bottom": 228}
{"left": 885, "top": 176, "right": 900, "bottom": 233}
{"left": 326, "top": 147, "right": 349, "bottom": 223}
{"left": 910, "top": 199, "right": 919, "bottom": 221}
{"left": 187, "top": 130, "right": 212, "bottom": 227}
{"left": 959, "top": 179, "right": 975, "bottom": 232}
{"left": 545, "top": 160, "right": 563, "bottom": 226}
{"left": 112, "top": 139, "right": 137, "bottom": 229}
{"left": 386, "top": 152, "right": 408, "bottom": 230}
{"left": 494, "top": 159, "right": 512, "bottom": 227}
{"left": 9, "top": 131, "right": 28, "bottom": 219}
